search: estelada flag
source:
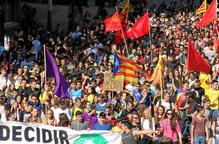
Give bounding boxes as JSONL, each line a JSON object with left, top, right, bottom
{"left": 186, "top": 39, "right": 210, "bottom": 74}
{"left": 126, "top": 12, "right": 150, "bottom": 40}
{"left": 114, "top": 51, "right": 143, "bottom": 85}
{"left": 213, "top": 39, "right": 219, "bottom": 53}
{"left": 196, "top": 0, "right": 207, "bottom": 15}
{"left": 104, "top": 11, "right": 122, "bottom": 32}
{"left": 196, "top": 0, "right": 217, "bottom": 28}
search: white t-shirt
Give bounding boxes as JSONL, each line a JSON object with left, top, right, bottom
{"left": 0, "top": 106, "right": 6, "bottom": 121}
{"left": 156, "top": 100, "right": 174, "bottom": 110}
{"left": 52, "top": 107, "right": 71, "bottom": 123}
{"left": 141, "top": 118, "right": 151, "bottom": 130}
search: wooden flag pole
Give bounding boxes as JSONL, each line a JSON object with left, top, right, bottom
{"left": 43, "top": 45, "right": 48, "bottom": 113}
{"left": 115, "top": 6, "right": 129, "bottom": 56}
{"left": 43, "top": 45, "right": 47, "bottom": 88}
{"left": 121, "top": 25, "right": 129, "bottom": 56}
{"left": 149, "top": 31, "right": 153, "bottom": 64}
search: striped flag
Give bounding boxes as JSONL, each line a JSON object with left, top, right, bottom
{"left": 196, "top": 0, "right": 217, "bottom": 28}
{"left": 113, "top": 51, "right": 143, "bottom": 84}
{"left": 196, "top": 0, "right": 207, "bottom": 15}
{"left": 149, "top": 56, "right": 164, "bottom": 90}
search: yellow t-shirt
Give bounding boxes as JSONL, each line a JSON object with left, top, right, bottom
{"left": 72, "top": 106, "right": 82, "bottom": 120}
{"left": 205, "top": 88, "right": 219, "bottom": 109}
{"left": 199, "top": 73, "right": 211, "bottom": 91}
{"left": 112, "top": 126, "right": 122, "bottom": 133}
{"left": 87, "top": 94, "right": 94, "bottom": 103}
{"left": 39, "top": 92, "right": 53, "bottom": 104}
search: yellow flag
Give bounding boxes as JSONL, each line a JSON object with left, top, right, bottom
{"left": 149, "top": 56, "right": 164, "bottom": 90}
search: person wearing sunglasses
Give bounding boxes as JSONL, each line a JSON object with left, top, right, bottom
{"left": 160, "top": 109, "right": 182, "bottom": 144}
{"left": 43, "top": 109, "right": 57, "bottom": 126}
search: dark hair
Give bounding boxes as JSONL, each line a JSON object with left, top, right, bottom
{"left": 165, "top": 109, "right": 177, "bottom": 132}
{"left": 121, "top": 121, "right": 133, "bottom": 130}
{"left": 99, "top": 112, "right": 106, "bottom": 118}
{"left": 59, "top": 113, "right": 69, "bottom": 127}
{"left": 212, "top": 80, "right": 218, "bottom": 84}
{"left": 75, "top": 97, "right": 81, "bottom": 102}
{"left": 76, "top": 111, "right": 82, "bottom": 116}
{"left": 197, "top": 106, "right": 205, "bottom": 113}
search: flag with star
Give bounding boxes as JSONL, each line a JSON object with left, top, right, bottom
{"left": 113, "top": 52, "right": 122, "bottom": 76}
{"left": 113, "top": 50, "right": 142, "bottom": 84}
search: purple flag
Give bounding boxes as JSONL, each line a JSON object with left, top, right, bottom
{"left": 46, "top": 49, "right": 70, "bottom": 99}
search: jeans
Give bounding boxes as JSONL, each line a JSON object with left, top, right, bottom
{"left": 212, "top": 110, "right": 219, "bottom": 120}
{"left": 194, "top": 136, "right": 206, "bottom": 144}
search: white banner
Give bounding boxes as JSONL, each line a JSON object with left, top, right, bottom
{"left": 0, "top": 121, "right": 122, "bottom": 144}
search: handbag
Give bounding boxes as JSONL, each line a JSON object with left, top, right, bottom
{"left": 160, "top": 136, "right": 172, "bottom": 144}
{"left": 160, "top": 121, "right": 173, "bottom": 144}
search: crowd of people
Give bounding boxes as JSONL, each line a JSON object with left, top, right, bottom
{"left": 0, "top": 0, "right": 219, "bottom": 144}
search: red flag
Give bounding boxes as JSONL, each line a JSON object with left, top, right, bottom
{"left": 126, "top": 13, "right": 150, "bottom": 40}
{"left": 214, "top": 39, "right": 219, "bottom": 53}
{"left": 104, "top": 11, "right": 122, "bottom": 33}
{"left": 186, "top": 39, "right": 210, "bottom": 74}
{"left": 115, "top": 1, "right": 130, "bottom": 44}
{"left": 196, "top": 0, "right": 217, "bottom": 28}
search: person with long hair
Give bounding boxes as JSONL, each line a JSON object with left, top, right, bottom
{"left": 140, "top": 108, "right": 155, "bottom": 144}
{"left": 160, "top": 109, "right": 182, "bottom": 144}
{"left": 58, "top": 113, "right": 70, "bottom": 128}
{"left": 43, "top": 109, "right": 57, "bottom": 126}
{"left": 155, "top": 105, "right": 165, "bottom": 129}
{"left": 191, "top": 106, "right": 209, "bottom": 144}
{"left": 27, "top": 107, "right": 42, "bottom": 123}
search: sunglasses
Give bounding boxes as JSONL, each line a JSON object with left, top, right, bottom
{"left": 167, "top": 113, "right": 172, "bottom": 115}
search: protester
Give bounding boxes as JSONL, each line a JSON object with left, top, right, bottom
{"left": 0, "top": 1, "right": 219, "bottom": 143}
{"left": 160, "top": 109, "right": 182, "bottom": 144}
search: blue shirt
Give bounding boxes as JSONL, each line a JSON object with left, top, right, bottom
{"left": 32, "top": 39, "right": 41, "bottom": 59}
{"left": 93, "top": 122, "right": 111, "bottom": 130}
{"left": 68, "top": 88, "right": 82, "bottom": 99}
{"left": 95, "top": 103, "right": 106, "bottom": 113}
{"left": 71, "top": 32, "right": 82, "bottom": 40}
{"left": 132, "top": 89, "right": 142, "bottom": 103}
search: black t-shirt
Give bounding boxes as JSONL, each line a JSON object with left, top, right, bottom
{"left": 165, "top": 60, "right": 180, "bottom": 70}
{"left": 190, "top": 86, "right": 205, "bottom": 105}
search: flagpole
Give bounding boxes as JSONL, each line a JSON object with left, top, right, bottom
{"left": 115, "top": 6, "right": 129, "bottom": 56}
{"left": 147, "top": 10, "right": 153, "bottom": 64}
{"left": 121, "top": 25, "right": 129, "bottom": 56}
{"left": 44, "top": 45, "right": 47, "bottom": 88}
{"left": 43, "top": 45, "right": 48, "bottom": 113}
